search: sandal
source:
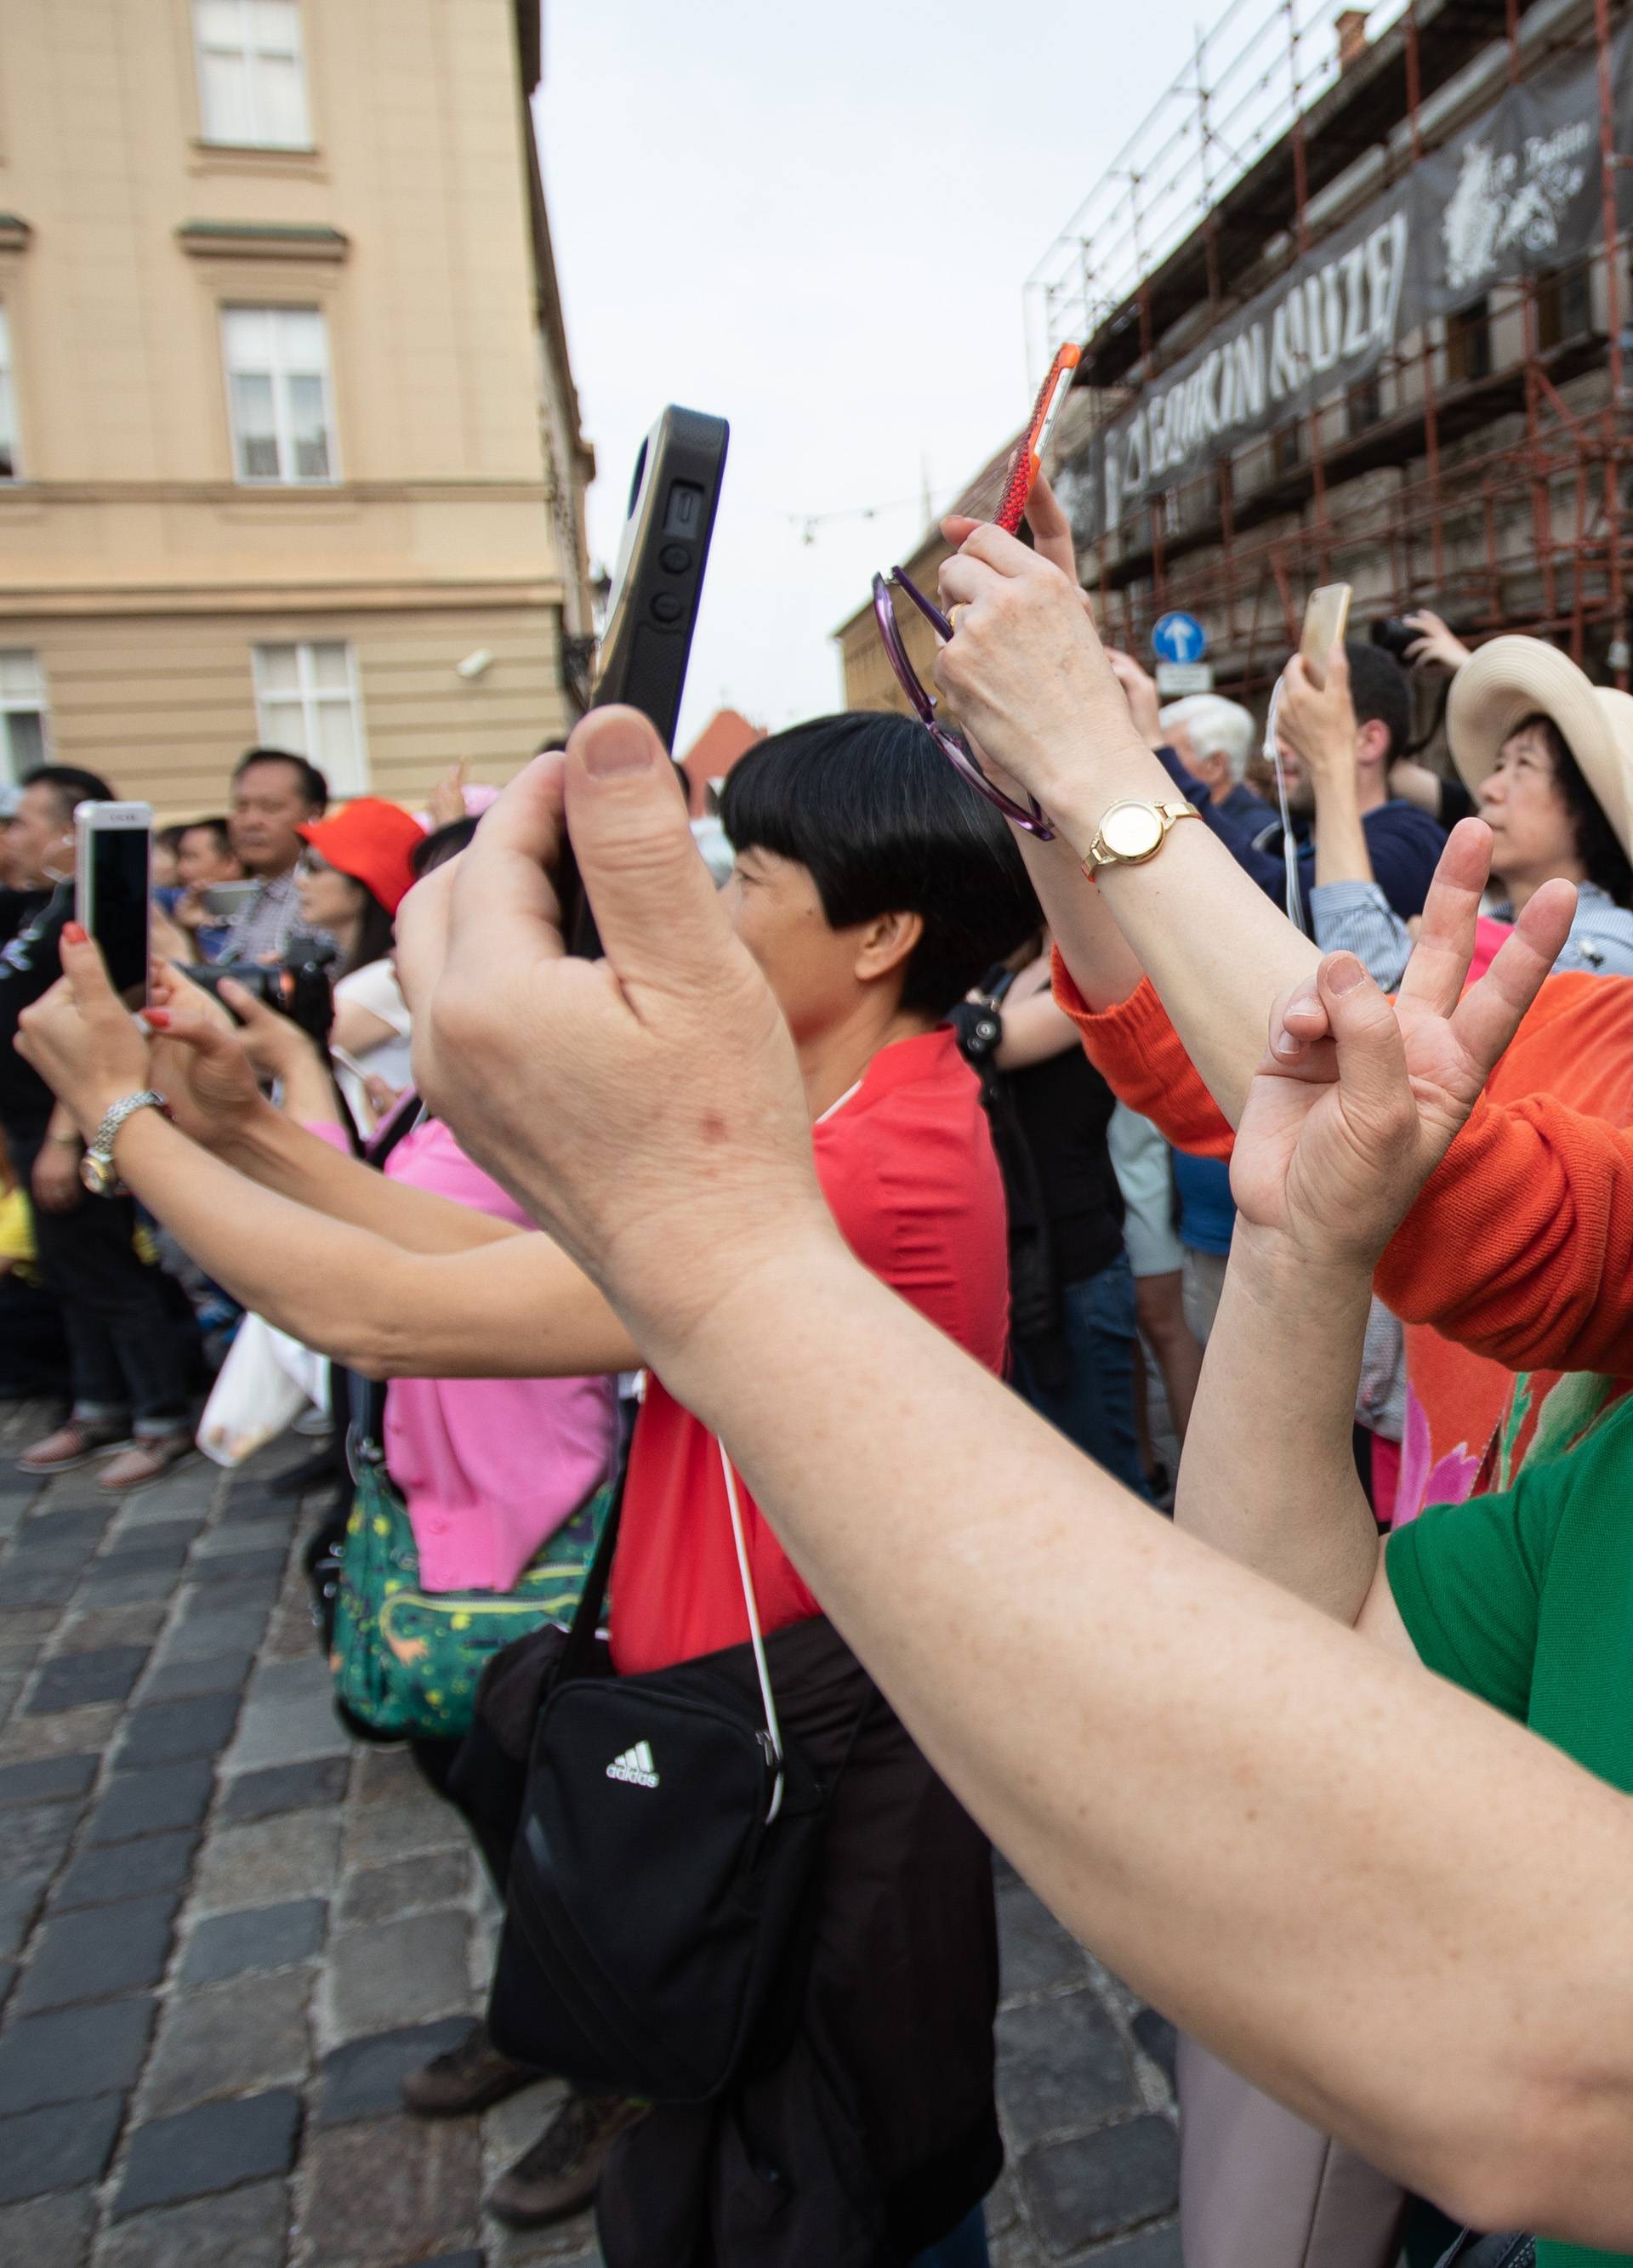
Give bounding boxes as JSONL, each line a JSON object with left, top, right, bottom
{"left": 18, "top": 1419, "right": 129, "bottom": 1475}
{"left": 98, "top": 1431, "right": 196, "bottom": 1492}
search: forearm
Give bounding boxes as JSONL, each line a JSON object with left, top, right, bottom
{"left": 637, "top": 1230, "right": 1633, "bottom": 2241}
{"left": 1311, "top": 765, "right": 1374, "bottom": 890}
{"left": 1044, "top": 736, "right": 1319, "bottom": 1120}
{"left": 222, "top": 1100, "right": 518, "bottom": 1254}
{"left": 1012, "top": 830, "right": 1145, "bottom": 1011}
{"left": 1175, "top": 1233, "right": 1380, "bottom": 1617}
{"left": 107, "top": 1111, "right": 635, "bottom": 1377}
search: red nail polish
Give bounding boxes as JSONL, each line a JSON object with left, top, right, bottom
{"left": 63, "top": 921, "right": 87, "bottom": 945}
{"left": 144, "top": 1009, "right": 171, "bottom": 1029}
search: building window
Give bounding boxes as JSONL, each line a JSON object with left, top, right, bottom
{"left": 1536, "top": 261, "right": 1593, "bottom": 350}
{"left": 253, "top": 640, "right": 367, "bottom": 793}
{"left": 1272, "top": 420, "right": 1306, "bottom": 477}
{"left": 194, "top": 0, "right": 310, "bottom": 148}
{"left": 1346, "top": 373, "right": 1383, "bottom": 437}
{"left": 0, "top": 651, "right": 48, "bottom": 783}
{"left": 1446, "top": 295, "right": 1493, "bottom": 385}
{"left": 0, "top": 308, "right": 18, "bottom": 480}
{"left": 222, "top": 306, "right": 335, "bottom": 483}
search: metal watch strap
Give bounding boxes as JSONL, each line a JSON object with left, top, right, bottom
{"left": 83, "top": 1090, "right": 168, "bottom": 1197}
{"left": 1084, "top": 797, "right": 1199, "bottom": 878}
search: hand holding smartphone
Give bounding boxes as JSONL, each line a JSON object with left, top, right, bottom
{"left": 75, "top": 802, "right": 152, "bottom": 1008}
{"left": 1299, "top": 584, "right": 1352, "bottom": 688}
{"left": 555, "top": 404, "right": 729, "bottom": 958}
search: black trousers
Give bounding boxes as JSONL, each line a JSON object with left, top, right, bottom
{"left": 9, "top": 1134, "right": 196, "bottom": 1430}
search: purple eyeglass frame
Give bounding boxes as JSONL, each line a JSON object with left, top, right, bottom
{"left": 871, "top": 569, "right": 1054, "bottom": 838}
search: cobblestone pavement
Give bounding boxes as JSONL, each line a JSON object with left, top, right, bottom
{"left": 0, "top": 1406, "right": 1178, "bottom": 2268}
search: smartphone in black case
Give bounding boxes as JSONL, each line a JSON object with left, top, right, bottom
{"left": 558, "top": 405, "right": 729, "bottom": 956}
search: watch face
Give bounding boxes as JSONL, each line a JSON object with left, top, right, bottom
{"left": 79, "top": 1151, "right": 115, "bottom": 1197}
{"left": 1100, "top": 801, "right": 1164, "bottom": 861}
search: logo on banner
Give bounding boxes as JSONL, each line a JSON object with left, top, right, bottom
{"left": 1442, "top": 122, "right": 1595, "bottom": 291}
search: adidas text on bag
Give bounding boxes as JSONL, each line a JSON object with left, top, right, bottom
{"left": 606, "top": 1740, "right": 660, "bottom": 1788}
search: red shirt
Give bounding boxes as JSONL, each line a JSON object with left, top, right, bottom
{"left": 610, "top": 1027, "right": 1010, "bottom": 1675}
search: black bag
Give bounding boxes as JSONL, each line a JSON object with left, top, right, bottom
{"left": 1432, "top": 2235, "right": 1534, "bottom": 2266}
{"left": 487, "top": 1447, "right": 840, "bottom": 2103}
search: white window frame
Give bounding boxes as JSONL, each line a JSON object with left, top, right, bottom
{"left": 0, "top": 306, "right": 20, "bottom": 482}
{"left": 0, "top": 651, "right": 50, "bottom": 785}
{"left": 251, "top": 640, "right": 369, "bottom": 794}
{"left": 192, "top": 0, "right": 311, "bottom": 150}
{"left": 221, "top": 304, "right": 339, "bottom": 486}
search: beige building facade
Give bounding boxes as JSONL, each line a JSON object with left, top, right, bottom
{"left": 0, "top": 0, "right": 594, "bottom": 816}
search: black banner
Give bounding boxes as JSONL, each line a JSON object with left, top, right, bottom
{"left": 1058, "top": 25, "right": 1633, "bottom": 546}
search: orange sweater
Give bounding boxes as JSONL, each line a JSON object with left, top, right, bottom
{"left": 1055, "top": 958, "right": 1633, "bottom": 1515}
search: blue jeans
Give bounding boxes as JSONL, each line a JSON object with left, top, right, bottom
{"left": 911, "top": 2204, "right": 989, "bottom": 2268}
{"left": 1009, "top": 1251, "right": 1152, "bottom": 1501}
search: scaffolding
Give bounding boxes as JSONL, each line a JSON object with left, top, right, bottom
{"left": 1027, "top": 0, "right": 1633, "bottom": 691}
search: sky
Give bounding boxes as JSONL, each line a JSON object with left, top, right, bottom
{"left": 532, "top": 0, "right": 1207, "bottom": 753}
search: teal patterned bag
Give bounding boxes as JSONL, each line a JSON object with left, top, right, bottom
{"left": 330, "top": 1419, "right": 610, "bottom": 1742}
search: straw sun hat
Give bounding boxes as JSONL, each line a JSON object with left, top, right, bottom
{"left": 1448, "top": 634, "right": 1633, "bottom": 857}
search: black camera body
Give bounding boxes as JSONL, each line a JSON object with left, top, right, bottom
{"left": 185, "top": 935, "right": 335, "bottom": 1046}
{"left": 1371, "top": 616, "right": 1423, "bottom": 663}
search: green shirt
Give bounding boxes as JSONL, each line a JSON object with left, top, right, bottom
{"left": 1387, "top": 1393, "right": 1633, "bottom": 2268}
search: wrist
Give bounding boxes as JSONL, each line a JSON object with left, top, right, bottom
{"left": 215, "top": 1093, "right": 285, "bottom": 1165}
{"left": 1229, "top": 1219, "right": 1378, "bottom": 1304}
{"left": 1044, "top": 737, "right": 1186, "bottom": 861}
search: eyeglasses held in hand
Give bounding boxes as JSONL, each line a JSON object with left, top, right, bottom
{"left": 873, "top": 344, "right": 1081, "bottom": 840}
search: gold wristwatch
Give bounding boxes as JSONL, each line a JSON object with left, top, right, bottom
{"left": 1081, "top": 797, "right": 1200, "bottom": 879}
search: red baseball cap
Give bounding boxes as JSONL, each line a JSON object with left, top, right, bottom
{"left": 297, "top": 798, "right": 425, "bottom": 916}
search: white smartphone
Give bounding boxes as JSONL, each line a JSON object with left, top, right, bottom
{"left": 1300, "top": 584, "right": 1352, "bottom": 689}
{"left": 75, "top": 800, "right": 152, "bottom": 1006}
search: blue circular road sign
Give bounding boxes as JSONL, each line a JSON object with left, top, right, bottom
{"left": 1151, "top": 611, "right": 1208, "bottom": 665}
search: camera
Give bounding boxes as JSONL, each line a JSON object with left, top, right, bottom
{"left": 184, "top": 934, "right": 335, "bottom": 1047}
{"left": 1371, "top": 616, "right": 1424, "bottom": 663}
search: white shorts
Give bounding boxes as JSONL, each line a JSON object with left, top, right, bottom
{"left": 1108, "top": 1105, "right": 1183, "bottom": 1279}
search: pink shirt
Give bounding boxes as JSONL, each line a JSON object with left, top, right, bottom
{"left": 310, "top": 1117, "right": 618, "bottom": 1592}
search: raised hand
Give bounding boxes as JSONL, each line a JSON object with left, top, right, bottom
{"left": 1230, "top": 820, "right": 1574, "bottom": 1267}
{"left": 1273, "top": 645, "right": 1357, "bottom": 786}
{"left": 14, "top": 927, "right": 155, "bottom": 1135}
{"left": 139, "top": 962, "right": 275, "bottom": 1149}
{"left": 401, "top": 709, "right": 829, "bottom": 1357}
{"left": 1402, "top": 608, "right": 1472, "bottom": 674}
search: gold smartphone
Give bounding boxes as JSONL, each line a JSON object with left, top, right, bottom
{"left": 1300, "top": 583, "right": 1352, "bottom": 688}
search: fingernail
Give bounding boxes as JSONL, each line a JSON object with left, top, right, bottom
{"left": 143, "top": 1009, "right": 170, "bottom": 1029}
{"left": 1327, "top": 952, "right": 1365, "bottom": 994}
{"left": 583, "top": 719, "right": 652, "bottom": 778}
{"left": 63, "top": 921, "right": 87, "bottom": 945}
{"left": 1272, "top": 1030, "right": 1306, "bottom": 1060}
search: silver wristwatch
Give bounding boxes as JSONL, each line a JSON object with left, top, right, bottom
{"left": 80, "top": 1090, "right": 168, "bottom": 1198}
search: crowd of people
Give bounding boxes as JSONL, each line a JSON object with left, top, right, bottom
{"left": 6, "top": 475, "right": 1633, "bottom": 2268}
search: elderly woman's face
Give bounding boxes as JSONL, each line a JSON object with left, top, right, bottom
{"left": 1477, "top": 723, "right": 1581, "bottom": 883}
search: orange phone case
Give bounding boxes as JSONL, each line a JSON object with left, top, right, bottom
{"left": 995, "top": 344, "right": 1082, "bottom": 534}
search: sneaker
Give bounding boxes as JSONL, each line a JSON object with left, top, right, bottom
{"left": 97, "top": 1430, "right": 194, "bottom": 1492}
{"left": 401, "top": 2019, "right": 536, "bottom": 2119}
{"left": 486, "top": 2089, "right": 646, "bottom": 2230}
{"left": 18, "top": 1418, "right": 128, "bottom": 1475}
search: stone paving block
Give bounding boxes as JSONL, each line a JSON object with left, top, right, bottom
{"left": 192, "top": 1516, "right": 296, "bottom": 1559}
{"left": 142, "top": 1968, "right": 312, "bottom": 2115}
{"left": 344, "top": 1795, "right": 466, "bottom": 1870}
{"left": 223, "top": 1755, "right": 349, "bottom": 1826}
{"left": 326, "top": 1909, "right": 471, "bottom": 2041}
{"left": 0, "top": 1749, "right": 97, "bottom": 1807}
{"left": 4, "top": 1563, "right": 84, "bottom": 1607}
{"left": 299, "top": 2112, "right": 481, "bottom": 2266}
{"left": 996, "top": 1992, "right": 1137, "bottom": 2144}
{"left": 1130, "top": 2008, "right": 1177, "bottom": 2089}
{"left": 88, "top": 1758, "right": 214, "bottom": 1844}
{"left": 104, "top": 1521, "right": 202, "bottom": 1560}
{"left": 94, "top": 2175, "right": 288, "bottom": 2268}
{"left": 0, "top": 1993, "right": 156, "bottom": 2112}
{"left": 315, "top": 2015, "right": 475, "bottom": 2125}
{"left": 95, "top": 1541, "right": 189, "bottom": 1577}
{"left": 1021, "top": 2117, "right": 1179, "bottom": 2257}
{"left": 997, "top": 1881, "right": 1090, "bottom": 2000}
{"left": 140, "top": 1647, "right": 256, "bottom": 1702}
{"left": 53, "top": 1827, "right": 197, "bottom": 1910}
{"left": 0, "top": 2185, "right": 98, "bottom": 2267}
{"left": 158, "top": 1602, "right": 270, "bottom": 1663}
{"left": 27, "top": 1645, "right": 148, "bottom": 1714}
{"left": 0, "top": 1604, "right": 65, "bottom": 1651}
{"left": 353, "top": 1746, "right": 424, "bottom": 1805}
{"left": 185, "top": 1558, "right": 287, "bottom": 1602}
{"left": 407, "top": 2254, "right": 486, "bottom": 2268}
{"left": 14, "top": 1890, "right": 181, "bottom": 2013}
{"left": 0, "top": 2092, "right": 123, "bottom": 2201}
{"left": 115, "top": 1474, "right": 218, "bottom": 1527}
{"left": 117, "top": 1691, "right": 241, "bottom": 1768}
{"left": 13, "top": 1506, "right": 106, "bottom": 1551}
{"left": 116, "top": 2089, "right": 302, "bottom": 2214}
{"left": 191, "top": 1811, "right": 342, "bottom": 1913}
{"left": 57, "top": 1602, "right": 170, "bottom": 1652}
{"left": 179, "top": 1896, "right": 327, "bottom": 1986}
{"left": 0, "top": 1796, "right": 81, "bottom": 1884}
{"left": 1090, "top": 2225, "right": 1182, "bottom": 2267}
{"left": 0, "top": 1702, "right": 122, "bottom": 1767}
{"left": 77, "top": 1565, "right": 186, "bottom": 1608}
{"left": 228, "top": 1655, "right": 350, "bottom": 1771}
{"left": 0, "top": 1880, "right": 47, "bottom": 1959}
{"left": 338, "top": 1848, "right": 469, "bottom": 1928}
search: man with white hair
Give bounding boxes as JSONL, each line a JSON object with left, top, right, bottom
{"left": 1158, "top": 693, "right": 1275, "bottom": 835}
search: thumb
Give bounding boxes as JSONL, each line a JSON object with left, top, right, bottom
{"left": 561, "top": 708, "right": 739, "bottom": 998}
{"left": 1317, "top": 952, "right": 1412, "bottom": 1149}
{"left": 59, "top": 927, "right": 122, "bottom": 1015}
